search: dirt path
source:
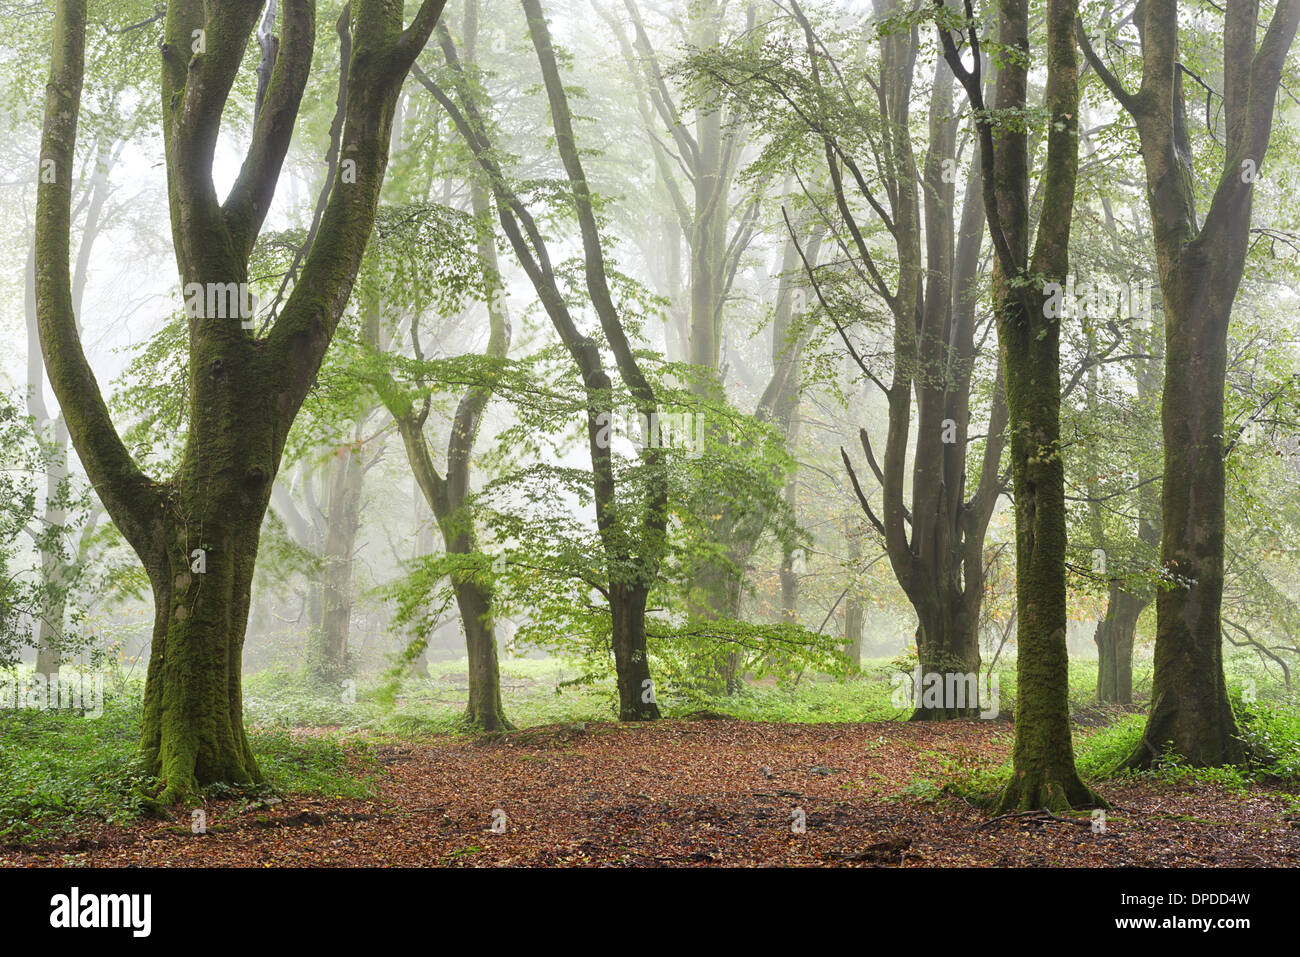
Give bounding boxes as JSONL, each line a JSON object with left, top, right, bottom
{"left": 4, "top": 720, "right": 1298, "bottom": 866}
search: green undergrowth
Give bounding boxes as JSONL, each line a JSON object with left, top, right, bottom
{"left": 901, "top": 697, "right": 1300, "bottom": 809}
{"left": 0, "top": 681, "right": 380, "bottom": 848}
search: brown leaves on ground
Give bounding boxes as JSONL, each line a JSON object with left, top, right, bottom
{"left": 3, "top": 719, "right": 1298, "bottom": 867}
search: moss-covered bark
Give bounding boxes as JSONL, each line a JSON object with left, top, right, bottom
{"left": 997, "top": 297, "right": 1098, "bottom": 809}
{"left": 140, "top": 511, "right": 264, "bottom": 803}
{"left": 36, "top": 0, "right": 449, "bottom": 803}
{"left": 939, "top": 0, "right": 1099, "bottom": 808}
{"left": 455, "top": 578, "right": 511, "bottom": 732}
{"left": 1130, "top": 278, "right": 1241, "bottom": 766}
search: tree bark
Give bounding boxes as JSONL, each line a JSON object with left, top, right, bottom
{"left": 140, "top": 506, "right": 264, "bottom": 799}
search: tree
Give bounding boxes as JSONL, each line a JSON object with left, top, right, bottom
{"left": 418, "top": 0, "right": 669, "bottom": 719}
{"left": 698, "top": 0, "right": 1010, "bottom": 716}
{"left": 270, "top": 415, "right": 380, "bottom": 684}
{"left": 35, "top": 0, "right": 448, "bottom": 802}
{"left": 1078, "top": 0, "right": 1300, "bottom": 767}
{"left": 20, "top": 22, "right": 148, "bottom": 677}
{"left": 601, "top": 0, "right": 819, "bottom": 692}
{"left": 367, "top": 0, "right": 514, "bottom": 731}
{"left": 939, "top": 0, "right": 1100, "bottom": 807}
{"left": 825, "top": 2, "right": 1007, "bottom": 719}
{"left": 366, "top": 199, "right": 515, "bottom": 731}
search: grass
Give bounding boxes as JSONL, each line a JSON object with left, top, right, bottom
{"left": 0, "top": 674, "right": 380, "bottom": 848}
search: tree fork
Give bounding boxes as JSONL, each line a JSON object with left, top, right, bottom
{"left": 36, "top": 0, "right": 450, "bottom": 804}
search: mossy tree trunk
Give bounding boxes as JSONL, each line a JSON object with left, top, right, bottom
{"left": 1141, "top": 268, "right": 1242, "bottom": 764}
{"left": 1079, "top": 0, "right": 1300, "bottom": 768}
{"left": 140, "top": 484, "right": 266, "bottom": 795}
{"left": 940, "top": 0, "right": 1099, "bottom": 809}
{"left": 35, "top": 0, "right": 448, "bottom": 803}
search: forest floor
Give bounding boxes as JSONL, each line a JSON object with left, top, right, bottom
{"left": 3, "top": 718, "right": 1299, "bottom": 867}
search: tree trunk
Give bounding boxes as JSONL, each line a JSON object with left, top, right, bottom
{"left": 910, "top": 593, "right": 982, "bottom": 719}
{"left": 140, "top": 511, "right": 264, "bottom": 804}
{"left": 843, "top": 593, "right": 862, "bottom": 669}
{"left": 408, "top": 477, "right": 434, "bottom": 678}
{"left": 34, "top": 593, "right": 65, "bottom": 677}
{"left": 312, "top": 439, "right": 364, "bottom": 683}
{"left": 780, "top": 551, "right": 798, "bottom": 625}
{"left": 454, "top": 576, "right": 509, "bottom": 731}
{"left": 393, "top": 408, "right": 513, "bottom": 732}
{"left": 939, "top": 0, "right": 1099, "bottom": 808}
{"left": 1094, "top": 585, "right": 1144, "bottom": 705}
{"left": 25, "top": 132, "right": 112, "bottom": 678}
{"left": 997, "top": 346, "right": 1094, "bottom": 807}
{"left": 1132, "top": 290, "right": 1240, "bottom": 765}
{"left": 379, "top": 19, "right": 514, "bottom": 728}
{"left": 611, "top": 583, "right": 660, "bottom": 720}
